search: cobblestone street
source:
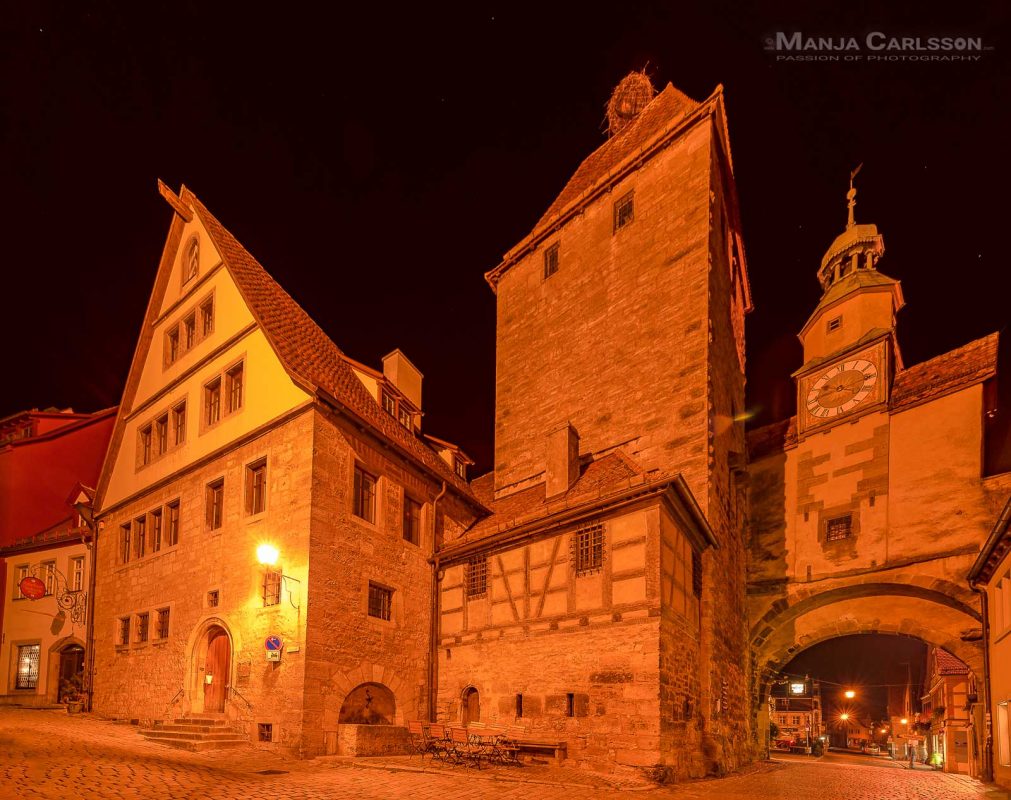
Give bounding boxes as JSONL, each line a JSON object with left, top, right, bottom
{"left": 1, "top": 708, "right": 1008, "bottom": 800}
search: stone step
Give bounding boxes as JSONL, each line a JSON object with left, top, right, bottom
{"left": 152, "top": 723, "right": 233, "bottom": 734}
{"left": 141, "top": 734, "right": 248, "bottom": 752}
{"left": 172, "top": 716, "right": 230, "bottom": 725}
{"left": 142, "top": 729, "right": 244, "bottom": 742}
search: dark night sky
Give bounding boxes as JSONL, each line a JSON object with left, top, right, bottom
{"left": 781, "top": 634, "right": 928, "bottom": 721}
{"left": 2, "top": 0, "right": 1009, "bottom": 478}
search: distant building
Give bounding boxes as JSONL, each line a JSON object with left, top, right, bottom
{"left": 968, "top": 502, "right": 1011, "bottom": 789}
{"left": 920, "top": 647, "right": 975, "bottom": 775}
{"left": 0, "top": 407, "right": 115, "bottom": 704}
{"left": 771, "top": 679, "right": 822, "bottom": 746}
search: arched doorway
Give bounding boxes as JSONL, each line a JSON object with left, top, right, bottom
{"left": 57, "top": 644, "right": 84, "bottom": 702}
{"left": 202, "top": 626, "right": 231, "bottom": 713}
{"left": 462, "top": 686, "right": 480, "bottom": 725}
{"left": 338, "top": 682, "right": 396, "bottom": 724}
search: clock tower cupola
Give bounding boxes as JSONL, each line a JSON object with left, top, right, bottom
{"left": 795, "top": 167, "right": 905, "bottom": 431}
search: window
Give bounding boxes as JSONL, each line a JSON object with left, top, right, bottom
{"left": 381, "top": 390, "right": 396, "bottom": 417}
{"left": 258, "top": 723, "right": 273, "bottom": 742}
{"left": 136, "top": 612, "right": 149, "bottom": 643}
{"left": 205, "top": 378, "right": 222, "bottom": 425}
{"left": 226, "top": 363, "right": 244, "bottom": 413}
{"left": 155, "top": 415, "right": 168, "bottom": 455}
{"left": 173, "top": 402, "right": 186, "bottom": 446}
{"left": 70, "top": 557, "right": 84, "bottom": 592}
{"left": 166, "top": 501, "right": 180, "bottom": 546}
{"left": 140, "top": 425, "right": 152, "bottom": 465}
{"left": 566, "top": 693, "right": 575, "bottom": 717}
{"left": 516, "top": 694, "right": 523, "bottom": 718}
{"left": 827, "top": 316, "right": 842, "bottom": 333}
{"left": 117, "top": 616, "right": 130, "bottom": 646}
{"left": 793, "top": 715, "right": 801, "bottom": 726}
{"left": 200, "top": 298, "right": 214, "bottom": 336}
{"left": 156, "top": 608, "right": 170, "bottom": 640}
{"left": 207, "top": 589, "right": 220, "bottom": 608}
{"left": 613, "top": 191, "right": 634, "bottom": 232}
{"left": 150, "top": 508, "right": 163, "bottom": 553}
{"left": 263, "top": 569, "right": 281, "bottom": 607}
{"left": 184, "top": 236, "right": 199, "bottom": 281}
{"left": 353, "top": 466, "right": 377, "bottom": 523}
{"left": 574, "top": 522, "right": 604, "bottom": 574}
{"left": 183, "top": 314, "right": 196, "bottom": 349}
{"left": 206, "top": 479, "right": 224, "bottom": 530}
{"left": 14, "top": 565, "right": 29, "bottom": 598}
{"left": 166, "top": 329, "right": 179, "bottom": 365}
{"left": 465, "top": 557, "right": 488, "bottom": 599}
{"left": 41, "top": 561, "right": 56, "bottom": 595}
{"left": 368, "top": 582, "right": 393, "bottom": 621}
{"left": 14, "top": 644, "right": 40, "bottom": 690}
{"left": 120, "top": 523, "right": 131, "bottom": 564}
{"left": 246, "top": 458, "right": 267, "bottom": 515}
{"left": 403, "top": 496, "right": 422, "bottom": 545}
{"left": 543, "top": 242, "right": 559, "bottom": 279}
{"left": 398, "top": 406, "right": 412, "bottom": 430}
{"left": 826, "top": 514, "right": 852, "bottom": 542}
{"left": 134, "top": 516, "right": 146, "bottom": 558}
{"left": 455, "top": 459, "right": 466, "bottom": 479}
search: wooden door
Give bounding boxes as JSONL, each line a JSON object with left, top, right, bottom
{"left": 463, "top": 688, "right": 480, "bottom": 724}
{"left": 203, "top": 629, "right": 230, "bottom": 712}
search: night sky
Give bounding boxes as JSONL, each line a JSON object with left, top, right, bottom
{"left": 3, "top": 2, "right": 1008, "bottom": 479}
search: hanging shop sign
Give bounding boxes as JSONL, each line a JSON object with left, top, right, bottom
{"left": 18, "top": 576, "right": 46, "bottom": 600}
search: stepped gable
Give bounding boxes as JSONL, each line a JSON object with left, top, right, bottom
{"left": 181, "top": 188, "right": 481, "bottom": 507}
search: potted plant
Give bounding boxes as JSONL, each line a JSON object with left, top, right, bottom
{"left": 61, "top": 675, "right": 85, "bottom": 714}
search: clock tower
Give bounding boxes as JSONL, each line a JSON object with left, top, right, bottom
{"left": 795, "top": 170, "right": 905, "bottom": 435}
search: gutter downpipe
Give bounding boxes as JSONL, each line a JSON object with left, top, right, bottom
{"left": 429, "top": 481, "right": 448, "bottom": 723}
{"left": 969, "top": 577, "right": 994, "bottom": 783}
{"left": 81, "top": 518, "right": 99, "bottom": 713}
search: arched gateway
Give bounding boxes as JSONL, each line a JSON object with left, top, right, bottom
{"left": 186, "top": 620, "right": 235, "bottom": 714}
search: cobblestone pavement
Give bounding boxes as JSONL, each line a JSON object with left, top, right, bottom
{"left": 1, "top": 708, "right": 1008, "bottom": 800}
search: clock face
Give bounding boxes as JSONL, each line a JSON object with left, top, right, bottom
{"left": 806, "top": 358, "right": 878, "bottom": 419}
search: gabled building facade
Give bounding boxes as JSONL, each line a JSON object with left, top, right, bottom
{"left": 91, "top": 184, "right": 484, "bottom": 754}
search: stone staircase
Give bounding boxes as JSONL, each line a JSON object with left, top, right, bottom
{"left": 140, "top": 715, "right": 248, "bottom": 751}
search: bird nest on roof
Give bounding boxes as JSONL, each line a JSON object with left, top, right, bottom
{"left": 606, "top": 70, "right": 655, "bottom": 137}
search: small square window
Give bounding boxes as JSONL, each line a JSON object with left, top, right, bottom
{"left": 205, "top": 378, "right": 222, "bottom": 425}
{"left": 827, "top": 316, "right": 842, "bottom": 333}
{"left": 136, "top": 612, "right": 150, "bottom": 643}
{"left": 403, "top": 496, "right": 422, "bottom": 545}
{"left": 826, "top": 514, "right": 852, "bottom": 542}
{"left": 613, "top": 191, "right": 634, "bottom": 232}
{"left": 258, "top": 722, "right": 273, "bottom": 742}
{"left": 206, "top": 479, "right": 224, "bottom": 530}
{"left": 353, "top": 466, "right": 377, "bottom": 523}
{"left": 246, "top": 458, "right": 267, "bottom": 515}
{"left": 465, "top": 557, "right": 487, "bottom": 599}
{"left": 226, "top": 363, "right": 244, "bottom": 413}
{"left": 263, "top": 569, "right": 281, "bottom": 607}
{"left": 207, "top": 589, "right": 220, "bottom": 608}
{"left": 574, "top": 522, "right": 604, "bottom": 574}
{"left": 543, "top": 243, "right": 559, "bottom": 279}
{"left": 367, "top": 582, "right": 392, "bottom": 621}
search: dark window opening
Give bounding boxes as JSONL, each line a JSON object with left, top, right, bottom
{"left": 226, "top": 363, "right": 244, "bottom": 413}
{"left": 156, "top": 608, "right": 170, "bottom": 639}
{"left": 575, "top": 522, "right": 604, "bottom": 574}
{"left": 167, "top": 500, "right": 180, "bottom": 546}
{"left": 403, "top": 496, "right": 422, "bottom": 545}
{"left": 134, "top": 517, "right": 146, "bottom": 559}
{"left": 136, "top": 612, "right": 149, "bottom": 643}
{"left": 246, "top": 458, "right": 267, "bottom": 515}
{"left": 155, "top": 415, "right": 168, "bottom": 455}
{"left": 258, "top": 723, "right": 273, "bottom": 742}
{"left": 827, "top": 316, "right": 842, "bottom": 332}
{"left": 120, "top": 524, "right": 131, "bottom": 564}
{"left": 516, "top": 694, "right": 523, "bottom": 718}
{"left": 566, "top": 693, "right": 575, "bottom": 717}
{"left": 613, "top": 191, "right": 634, "bottom": 232}
{"left": 205, "top": 378, "right": 221, "bottom": 425}
{"left": 353, "top": 466, "right": 377, "bottom": 523}
{"left": 207, "top": 479, "right": 224, "bottom": 530}
{"left": 543, "top": 243, "right": 559, "bottom": 279}
{"left": 207, "top": 590, "right": 219, "bottom": 608}
{"left": 117, "top": 617, "right": 130, "bottom": 646}
{"left": 140, "top": 425, "right": 152, "bottom": 465}
{"left": 381, "top": 390, "right": 396, "bottom": 417}
{"left": 368, "top": 582, "right": 392, "bottom": 621}
{"left": 150, "top": 509, "right": 163, "bottom": 553}
{"left": 826, "top": 514, "right": 852, "bottom": 542}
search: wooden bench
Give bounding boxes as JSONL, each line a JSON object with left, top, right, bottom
{"left": 510, "top": 736, "right": 567, "bottom": 764}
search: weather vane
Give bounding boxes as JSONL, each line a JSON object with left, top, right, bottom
{"left": 847, "top": 163, "right": 863, "bottom": 229}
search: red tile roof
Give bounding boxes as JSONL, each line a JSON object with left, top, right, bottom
{"left": 891, "top": 332, "right": 998, "bottom": 410}
{"left": 933, "top": 648, "right": 969, "bottom": 676}
{"left": 181, "top": 188, "right": 481, "bottom": 507}
{"left": 448, "top": 451, "right": 654, "bottom": 546}
{"left": 533, "top": 83, "right": 699, "bottom": 232}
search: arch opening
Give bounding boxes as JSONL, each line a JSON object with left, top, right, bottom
{"left": 339, "top": 682, "right": 396, "bottom": 725}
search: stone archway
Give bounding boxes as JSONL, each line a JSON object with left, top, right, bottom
{"left": 185, "top": 617, "right": 238, "bottom": 714}
{"left": 338, "top": 682, "right": 396, "bottom": 725}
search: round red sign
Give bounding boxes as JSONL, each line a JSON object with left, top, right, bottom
{"left": 18, "top": 576, "right": 46, "bottom": 600}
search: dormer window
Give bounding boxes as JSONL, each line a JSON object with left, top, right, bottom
{"left": 827, "top": 316, "right": 842, "bottom": 333}
{"left": 381, "top": 390, "right": 397, "bottom": 417}
{"left": 397, "top": 406, "right": 412, "bottom": 430}
{"left": 455, "top": 458, "right": 466, "bottom": 479}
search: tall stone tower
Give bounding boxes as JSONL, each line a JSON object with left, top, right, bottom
{"left": 485, "top": 72, "right": 756, "bottom": 770}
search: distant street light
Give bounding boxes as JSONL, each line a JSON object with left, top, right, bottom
{"left": 840, "top": 713, "right": 850, "bottom": 721}
{"left": 844, "top": 690, "right": 856, "bottom": 699}
{"left": 901, "top": 718, "right": 909, "bottom": 725}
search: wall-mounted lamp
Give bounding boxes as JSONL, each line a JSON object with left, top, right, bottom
{"left": 256, "top": 543, "right": 300, "bottom": 609}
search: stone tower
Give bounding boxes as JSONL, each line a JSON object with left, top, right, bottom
{"left": 485, "top": 73, "right": 756, "bottom": 771}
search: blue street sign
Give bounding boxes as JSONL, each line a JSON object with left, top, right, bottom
{"left": 265, "top": 635, "right": 283, "bottom": 651}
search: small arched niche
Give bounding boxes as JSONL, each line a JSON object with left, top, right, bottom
{"left": 338, "top": 682, "right": 396, "bottom": 725}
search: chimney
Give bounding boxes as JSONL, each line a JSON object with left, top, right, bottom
{"left": 545, "top": 422, "right": 580, "bottom": 498}
{"left": 382, "top": 349, "right": 423, "bottom": 410}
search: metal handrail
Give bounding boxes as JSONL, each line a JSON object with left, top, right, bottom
{"left": 229, "top": 686, "right": 253, "bottom": 709}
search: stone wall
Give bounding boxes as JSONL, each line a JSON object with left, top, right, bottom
{"left": 92, "top": 408, "right": 315, "bottom": 751}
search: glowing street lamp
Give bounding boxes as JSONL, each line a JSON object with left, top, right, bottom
{"left": 844, "top": 690, "right": 856, "bottom": 699}
{"left": 254, "top": 543, "right": 299, "bottom": 608}
{"left": 840, "top": 712, "right": 850, "bottom": 721}
{"left": 900, "top": 718, "right": 908, "bottom": 725}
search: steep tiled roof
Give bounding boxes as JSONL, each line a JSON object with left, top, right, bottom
{"left": 891, "top": 332, "right": 998, "bottom": 410}
{"left": 448, "top": 452, "right": 653, "bottom": 547}
{"left": 934, "top": 648, "right": 969, "bottom": 676}
{"left": 533, "top": 83, "right": 699, "bottom": 232}
{"left": 181, "top": 188, "right": 481, "bottom": 506}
